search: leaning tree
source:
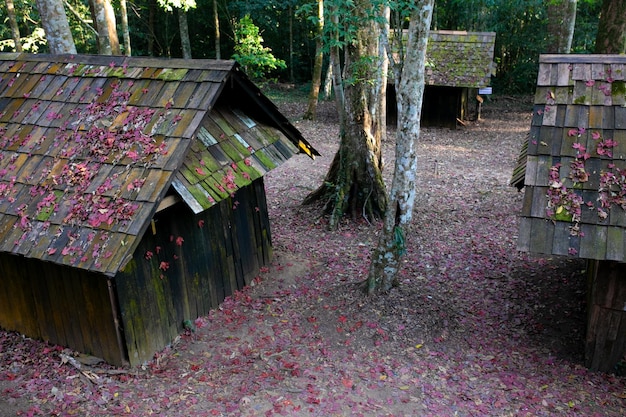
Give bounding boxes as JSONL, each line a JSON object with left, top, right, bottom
{"left": 367, "top": 0, "right": 434, "bottom": 293}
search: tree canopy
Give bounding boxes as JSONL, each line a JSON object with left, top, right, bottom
{"left": 0, "top": 0, "right": 611, "bottom": 94}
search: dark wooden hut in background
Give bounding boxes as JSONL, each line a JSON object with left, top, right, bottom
{"left": 0, "top": 53, "right": 317, "bottom": 366}
{"left": 512, "top": 54, "right": 626, "bottom": 372}
{"left": 388, "top": 30, "right": 496, "bottom": 128}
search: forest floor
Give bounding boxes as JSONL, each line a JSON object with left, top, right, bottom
{"left": 1, "top": 93, "right": 626, "bottom": 416}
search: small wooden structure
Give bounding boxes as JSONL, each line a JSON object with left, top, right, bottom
{"left": 512, "top": 54, "right": 626, "bottom": 372}
{"left": 388, "top": 30, "right": 496, "bottom": 128}
{"left": 0, "top": 53, "right": 317, "bottom": 366}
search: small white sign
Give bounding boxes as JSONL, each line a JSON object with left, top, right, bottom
{"left": 479, "top": 87, "right": 493, "bottom": 95}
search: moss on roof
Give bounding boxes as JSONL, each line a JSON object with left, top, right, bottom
{"left": 0, "top": 53, "right": 316, "bottom": 276}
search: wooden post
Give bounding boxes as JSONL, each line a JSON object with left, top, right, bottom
{"left": 585, "top": 260, "right": 626, "bottom": 372}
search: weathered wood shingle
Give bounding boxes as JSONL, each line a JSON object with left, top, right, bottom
{"left": 0, "top": 53, "right": 316, "bottom": 276}
{"left": 514, "top": 54, "right": 626, "bottom": 261}
{"left": 425, "top": 30, "right": 496, "bottom": 88}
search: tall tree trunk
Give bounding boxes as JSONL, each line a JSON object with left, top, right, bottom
{"left": 289, "top": 5, "right": 294, "bottom": 82}
{"left": 103, "top": 0, "right": 120, "bottom": 54}
{"left": 330, "top": 50, "right": 344, "bottom": 126}
{"left": 120, "top": 0, "right": 132, "bottom": 55}
{"left": 148, "top": 0, "right": 156, "bottom": 56}
{"left": 375, "top": 4, "right": 390, "bottom": 142}
{"left": 179, "top": 9, "right": 192, "bottom": 58}
{"left": 323, "top": 58, "right": 333, "bottom": 99}
{"left": 304, "top": 0, "right": 387, "bottom": 229}
{"left": 328, "top": 8, "right": 343, "bottom": 108}
{"left": 6, "top": 0, "right": 22, "bottom": 52}
{"left": 546, "top": 0, "right": 577, "bottom": 53}
{"left": 35, "top": 0, "right": 77, "bottom": 54}
{"left": 213, "top": 0, "right": 221, "bottom": 59}
{"left": 89, "top": 0, "right": 120, "bottom": 55}
{"left": 304, "top": 0, "right": 324, "bottom": 120}
{"left": 595, "top": 0, "right": 626, "bottom": 53}
{"left": 367, "top": 0, "right": 434, "bottom": 294}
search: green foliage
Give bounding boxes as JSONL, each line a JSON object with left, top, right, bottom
{"left": 65, "top": 0, "right": 98, "bottom": 54}
{"left": 393, "top": 226, "right": 406, "bottom": 256}
{"left": 0, "top": 0, "right": 98, "bottom": 53}
{"left": 157, "top": 0, "right": 197, "bottom": 12}
{"left": 232, "top": 15, "right": 286, "bottom": 79}
{"left": 7, "top": 0, "right": 605, "bottom": 93}
{"left": 571, "top": 0, "right": 602, "bottom": 53}
{"left": 227, "top": 0, "right": 314, "bottom": 81}
{"left": 0, "top": 0, "right": 47, "bottom": 52}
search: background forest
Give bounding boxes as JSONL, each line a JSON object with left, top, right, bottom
{"left": 0, "top": 0, "right": 605, "bottom": 94}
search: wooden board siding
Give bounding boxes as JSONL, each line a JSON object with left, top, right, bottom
{"left": 421, "top": 86, "right": 464, "bottom": 128}
{"left": 0, "top": 254, "right": 124, "bottom": 365}
{"left": 115, "top": 178, "right": 271, "bottom": 366}
{"left": 585, "top": 261, "right": 626, "bottom": 372}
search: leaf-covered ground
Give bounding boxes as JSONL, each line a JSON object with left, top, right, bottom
{"left": 1, "top": 94, "right": 625, "bottom": 416}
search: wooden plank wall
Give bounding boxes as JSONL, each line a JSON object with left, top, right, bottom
{"left": 115, "top": 178, "right": 272, "bottom": 366}
{"left": 0, "top": 253, "right": 124, "bottom": 365}
{"left": 421, "top": 86, "right": 464, "bottom": 129}
{"left": 585, "top": 260, "right": 626, "bottom": 372}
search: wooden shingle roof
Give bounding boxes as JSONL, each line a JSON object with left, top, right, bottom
{"left": 425, "top": 30, "right": 496, "bottom": 88}
{"left": 515, "top": 54, "right": 626, "bottom": 261}
{"left": 0, "top": 53, "right": 317, "bottom": 276}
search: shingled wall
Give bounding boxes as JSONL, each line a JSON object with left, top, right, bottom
{"left": 515, "top": 54, "right": 626, "bottom": 372}
{"left": 518, "top": 55, "right": 626, "bottom": 261}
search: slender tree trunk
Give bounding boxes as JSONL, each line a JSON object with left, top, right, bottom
{"left": 304, "top": 0, "right": 324, "bottom": 120}
{"left": 179, "top": 9, "right": 192, "bottom": 58}
{"left": 323, "top": 58, "right": 333, "bottom": 99}
{"left": 546, "top": 0, "right": 577, "bottom": 53}
{"left": 103, "top": 0, "right": 120, "bottom": 54}
{"left": 376, "top": 4, "right": 390, "bottom": 142}
{"left": 289, "top": 5, "right": 294, "bottom": 82}
{"left": 89, "top": 0, "right": 120, "bottom": 55}
{"left": 595, "top": 0, "right": 626, "bottom": 54}
{"left": 120, "top": 0, "right": 132, "bottom": 55}
{"left": 330, "top": 32, "right": 345, "bottom": 126}
{"left": 367, "top": 0, "right": 434, "bottom": 294}
{"left": 6, "top": 0, "right": 22, "bottom": 52}
{"left": 329, "top": 9, "right": 343, "bottom": 109}
{"left": 213, "top": 0, "right": 221, "bottom": 59}
{"left": 148, "top": 0, "right": 156, "bottom": 56}
{"left": 304, "top": 0, "right": 387, "bottom": 229}
{"left": 35, "top": 0, "right": 77, "bottom": 54}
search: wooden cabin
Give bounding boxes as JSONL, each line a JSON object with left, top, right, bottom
{"left": 512, "top": 54, "right": 626, "bottom": 373}
{"left": 0, "top": 53, "right": 318, "bottom": 366}
{"left": 387, "top": 30, "right": 496, "bottom": 128}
